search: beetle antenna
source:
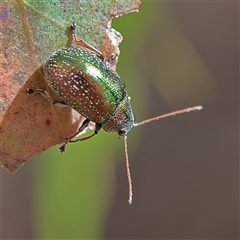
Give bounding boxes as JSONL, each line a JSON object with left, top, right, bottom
{"left": 133, "top": 105, "right": 203, "bottom": 127}
{"left": 124, "top": 135, "right": 133, "bottom": 205}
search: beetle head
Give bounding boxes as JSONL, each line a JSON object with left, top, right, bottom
{"left": 102, "top": 95, "right": 134, "bottom": 135}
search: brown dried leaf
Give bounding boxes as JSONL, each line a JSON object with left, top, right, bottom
{"left": 0, "top": 0, "right": 141, "bottom": 173}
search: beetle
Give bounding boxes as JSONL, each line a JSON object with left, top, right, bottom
{"left": 27, "top": 23, "right": 202, "bottom": 204}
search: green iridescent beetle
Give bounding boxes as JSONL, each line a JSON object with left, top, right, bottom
{"left": 44, "top": 46, "right": 134, "bottom": 136}
{"left": 27, "top": 23, "right": 202, "bottom": 204}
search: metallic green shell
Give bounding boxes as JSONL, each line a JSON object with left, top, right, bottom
{"left": 44, "top": 47, "right": 126, "bottom": 124}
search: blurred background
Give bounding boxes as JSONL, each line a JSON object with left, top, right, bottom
{"left": 1, "top": 1, "right": 238, "bottom": 239}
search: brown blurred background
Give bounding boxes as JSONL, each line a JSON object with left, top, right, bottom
{"left": 104, "top": 2, "right": 239, "bottom": 239}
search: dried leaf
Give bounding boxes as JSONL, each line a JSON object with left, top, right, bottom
{"left": 0, "top": 0, "right": 141, "bottom": 173}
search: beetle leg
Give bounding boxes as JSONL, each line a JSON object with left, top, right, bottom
{"left": 70, "top": 22, "right": 105, "bottom": 61}
{"left": 26, "top": 88, "right": 66, "bottom": 107}
{"left": 66, "top": 118, "right": 91, "bottom": 141}
{"left": 106, "top": 53, "right": 118, "bottom": 68}
{"left": 78, "top": 118, "right": 91, "bottom": 132}
{"left": 59, "top": 121, "right": 102, "bottom": 153}
{"left": 94, "top": 123, "right": 102, "bottom": 134}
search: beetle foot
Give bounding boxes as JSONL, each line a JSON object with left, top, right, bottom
{"left": 59, "top": 143, "right": 67, "bottom": 153}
